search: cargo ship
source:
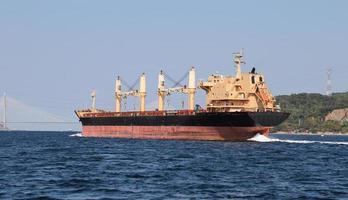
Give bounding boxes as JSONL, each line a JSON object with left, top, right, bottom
{"left": 75, "top": 50, "right": 289, "bottom": 141}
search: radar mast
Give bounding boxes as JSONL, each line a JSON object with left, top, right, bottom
{"left": 233, "top": 49, "right": 245, "bottom": 80}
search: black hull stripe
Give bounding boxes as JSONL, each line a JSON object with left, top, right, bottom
{"left": 79, "top": 112, "right": 290, "bottom": 127}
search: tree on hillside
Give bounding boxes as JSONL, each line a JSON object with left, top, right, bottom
{"left": 274, "top": 92, "right": 348, "bottom": 133}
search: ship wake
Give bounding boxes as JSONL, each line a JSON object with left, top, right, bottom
{"left": 248, "top": 133, "right": 348, "bottom": 145}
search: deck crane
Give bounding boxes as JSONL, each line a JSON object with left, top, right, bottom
{"left": 157, "top": 67, "right": 196, "bottom": 111}
{"left": 115, "top": 73, "right": 146, "bottom": 112}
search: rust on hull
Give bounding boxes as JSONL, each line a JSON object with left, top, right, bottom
{"left": 82, "top": 125, "right": 270, "bottom": 141}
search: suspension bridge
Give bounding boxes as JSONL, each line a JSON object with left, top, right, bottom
{"left": 0, "top": 93, "right": 80, "bottom": 131}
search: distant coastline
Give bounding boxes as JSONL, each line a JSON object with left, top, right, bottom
{"left": 273, "top": 131, "right": 347, "bottom": 135}
{"left": 274, "top": 92, "right": 348, "bottom": 134}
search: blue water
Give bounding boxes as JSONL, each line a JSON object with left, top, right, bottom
{"left": 0, "top": 131, "right": 347, "bottom": 199}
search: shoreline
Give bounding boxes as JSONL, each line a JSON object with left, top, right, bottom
{"left": 272, "top": 132, "right": 347, "bottom": 136}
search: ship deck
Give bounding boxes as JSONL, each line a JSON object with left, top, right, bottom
{"left": 76, "top": 109, "right": 201, "bottom": 118}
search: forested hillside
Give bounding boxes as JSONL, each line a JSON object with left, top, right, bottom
{"left": 274, "top": 92, "right": 348, "bottom": 133}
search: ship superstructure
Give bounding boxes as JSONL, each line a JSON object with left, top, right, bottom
{"left": 199, "top": 51, "right": 276, "bottom": 112}
{"left": 75, "top": 50, "right": 289, "bottom": 141}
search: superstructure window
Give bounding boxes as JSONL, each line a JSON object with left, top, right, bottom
{"left": 251, "top": 76, "right": 255, "bottom": 84}
{"left": 259, "top": 76, "right": 263, "bottom": 82}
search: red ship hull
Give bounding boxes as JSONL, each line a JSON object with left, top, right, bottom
{"left": 82, "top": 125, "right": 270, "bottom": 141}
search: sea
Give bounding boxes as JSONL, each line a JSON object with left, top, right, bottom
{"left": 0, "top": 131, "right": 347, "bottom": 200}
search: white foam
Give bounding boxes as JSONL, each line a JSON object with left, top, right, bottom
{"left": 69, "top": 132, "right": 83, "bottom": 137}
{"left": 247, "top": 133, "right": 280, "bottom": 142}
{"left": 248, "top": 133, "right": 348, "bottom": 145}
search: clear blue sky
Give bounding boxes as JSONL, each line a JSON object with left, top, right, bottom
{"left": 0, "top": 0, "right": 347, "bottom": 127}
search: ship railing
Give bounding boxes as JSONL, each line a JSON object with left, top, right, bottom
{"left": 81, "top": 109, "right": 205, "bottom": 118}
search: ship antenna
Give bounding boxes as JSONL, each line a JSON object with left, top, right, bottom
{"left": 233, "top": 49, "right": 246, "bottom": 80}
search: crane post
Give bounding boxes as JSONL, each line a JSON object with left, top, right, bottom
{"left": 91, "top": 90, "right": 96, "bottom": 112}
{"left": 115, "top": 76, "right": 122, "bottom": 112}
{"left": 158, "top": 70, "right": 165, "bottom": 111}
{"left": 139, "top": 73, "right": 146, "bottom": 112}
{"left": 188, "top": 66, "right": 196, "bottom": 110}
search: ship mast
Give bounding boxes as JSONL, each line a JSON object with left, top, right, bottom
{"left": 233, "top": 49, "right": 245, "bottom": 80}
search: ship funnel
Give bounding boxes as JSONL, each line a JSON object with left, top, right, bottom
{"left": 188, "top": 66, "right": 196, "bottom": 110}
{"left": 139, "top": 73, "right": 146, "bottom": 112}
{"left": 91, "top": 90, "right": 96, "bottom": 112}
{"left": 115, "top": 76, "right": 122, "bottom": 112}
{"left": 158, "top": 70, "right": 165, "bottom": 111}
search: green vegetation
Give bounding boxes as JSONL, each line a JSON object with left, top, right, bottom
{"left": 273, "top": 92, "right": 348, "bottom": 133}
